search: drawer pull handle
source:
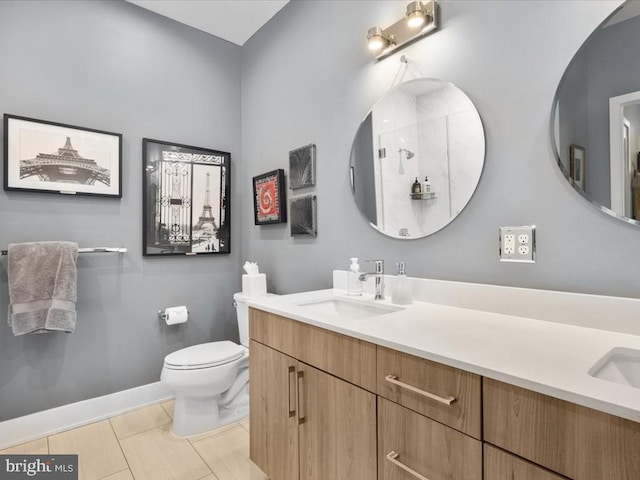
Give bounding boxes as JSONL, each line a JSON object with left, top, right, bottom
{"left": 288, "top": 366, "right": 296, "bottom": 418}
{"left": 385, "top": 375, "right": 456, "bottom": 406}
{"left": 386, "top": 451, "right": 431, "bottom": 480}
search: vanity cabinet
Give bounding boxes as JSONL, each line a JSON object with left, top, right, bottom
{"left": 249, "top": 309, "right": 377, "bottom": 480}
{"left": 250, "top": 306, "right": 640, "bottom": 480}
{"left": 484, "top": 378, "right": 640, "bottom": 480}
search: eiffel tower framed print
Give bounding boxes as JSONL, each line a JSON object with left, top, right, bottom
{"left": 142, "top": 138, "right": 231, "bottom": 256}
{"left": 4, "top": 114, "right": 122, "bottom": 197}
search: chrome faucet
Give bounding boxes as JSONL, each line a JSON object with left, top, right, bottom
{"left": 359, "top": 259, "right": 385, "bottom": 300}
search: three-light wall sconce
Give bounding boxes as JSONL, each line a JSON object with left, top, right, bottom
{"left": 367, "top": 1, "right": 439, "bottom": 61}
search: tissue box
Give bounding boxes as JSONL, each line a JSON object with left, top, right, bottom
{"left": 242, "top": 274, "right": 267, "bottom": 297}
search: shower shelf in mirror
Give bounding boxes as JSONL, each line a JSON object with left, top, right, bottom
{"left": 410, "top": 192, "right": 437, "bottom": 200}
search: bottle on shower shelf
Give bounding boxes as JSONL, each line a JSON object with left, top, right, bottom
{"left": 411, "top": 177, "right": 422, "bottom": 195}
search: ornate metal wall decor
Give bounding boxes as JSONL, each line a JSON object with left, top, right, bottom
{"left": 143, "top": 138, "right": 230, "bottom": 256}
{"left": 289, "top": 143, "right": 316, "bottom": 190}
{"left": 3, "top": 114, "right": 122, "bottom": 197}
{"left": 290, "top": 194, "right": 317, "bottom": 237}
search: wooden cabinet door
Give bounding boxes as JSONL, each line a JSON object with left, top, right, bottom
{"left": 298, "top": 362, "right": 377, "bottom": 480}
{"left": 250, "top": 340, "right": 299, "bottom": 480}
{"left": 484, "top": 444, "right": 569, "bottom": 480}
{"left": 378, "top": 398, "right": 482, "bottom": 480}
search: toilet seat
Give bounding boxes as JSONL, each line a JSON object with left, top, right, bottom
{"left": 164, "top": 341, "right": 245, "bottom": 370}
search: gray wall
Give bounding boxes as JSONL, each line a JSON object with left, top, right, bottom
{"left": 0, "top": 1, "right": 242, "bottom": 421}
{"left": 241, "top": 0, "right": 640, "bottom": 299}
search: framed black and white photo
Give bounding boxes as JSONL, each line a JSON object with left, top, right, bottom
{"left": 570, "top": 144, "right": 585, "bottom": 192}
{"left": 289, "top": 143, "right": 316, "bottom": 190}
{"left": 290, "top": 194, "right": 317, "bottom": 237}
{"left": 4, "top": 114, "right": 122, "bottom": 197}
{"left": 142, "top": 138, "right": 231, "bottom": 256}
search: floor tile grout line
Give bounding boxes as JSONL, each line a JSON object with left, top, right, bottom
{"left": 109, "top": 416, "right": 172, "bottom": 441}
{"left": 107, "top": 416, "right": 136, "bottom": 480}
{"left": 159, "top": 399, "right": 175, "bottom": 418}
{"left": 189, "top": 433, "right": 220, "bottom": 480}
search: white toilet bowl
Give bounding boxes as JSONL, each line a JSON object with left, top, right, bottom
{"left": 160, "top": 292, "right": 261, "bottom": 437}
{"left": 161, "top": 341, "right": 249, "bottom": 437}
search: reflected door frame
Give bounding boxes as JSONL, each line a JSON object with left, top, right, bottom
{"left": 609, "top": 91, "right": 640, "bottom": 217}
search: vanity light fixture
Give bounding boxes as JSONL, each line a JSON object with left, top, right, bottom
{"left": 367, "top": 0, "right": 439, "bottom": 61}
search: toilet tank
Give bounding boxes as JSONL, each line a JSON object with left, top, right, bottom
{"left": 234, "top": 292, "right": 278, "bottom": 347}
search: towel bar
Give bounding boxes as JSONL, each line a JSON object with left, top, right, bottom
{"left": 1, "top": 247, "right": 127, "bottom": 255}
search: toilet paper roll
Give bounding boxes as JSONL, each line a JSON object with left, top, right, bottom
{"left": 165, "top": 305, "right": 188, "bottom": 325}
{"left": 242, "top": 273, "right": 267, "bottom": 298}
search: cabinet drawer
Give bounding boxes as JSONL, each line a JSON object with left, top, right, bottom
{"left": 378, "top": 398, "right": 482, "bottom": 480}
{"left": 249, "top": 308, "right": 298, "bottom": 358}
{"left": 249, "top": 308, "right": 377, "bottom": 391}
{"left": 295, "top": 320, "right": 377, "bottom": 391}
{"left": 377, "top": 346, "right": 482, "bottom": 438}
{"left": 484, "top": 378, "right": 640, "bottom": 480}
{"left": 484, "top": 444, "right": 568, "bottom": 480}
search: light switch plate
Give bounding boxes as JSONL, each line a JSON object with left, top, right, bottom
{"left": 499, "top": 226, "right": 535, "bottom": 263}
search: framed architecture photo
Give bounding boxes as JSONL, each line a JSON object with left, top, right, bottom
{"left": 290, "top": 194, "right": 317, "bottom": 237}
{"left": 569, "top": 144, "right": 585, "bottom": 192}
{"left": 289, "top": 143, "right": 316, "bottom": 190}
{"left": 253, "top": 169, "right": 287, "bottom": 225}
{"left": 3, "top": 114, "right": 122, "bottom": 197}
{"left": 142, "top": 138, "right": 230, "bottom": 256}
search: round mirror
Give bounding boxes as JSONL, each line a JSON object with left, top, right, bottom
{"left": 349, "top": 78, "right": 485, "bottom": 239}
{"left": 552, "top": 1, "right": 640, "bottom": 224}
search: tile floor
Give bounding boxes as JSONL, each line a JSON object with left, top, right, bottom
{"left": 0, "top": 400, "right": 266, "bottom": 480}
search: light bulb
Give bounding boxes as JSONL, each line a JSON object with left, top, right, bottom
{"left": 407, "top": 12, "right": 426, "bottom": 28}
{"left": 367, "top": 26, "right": 388, "bottom": 51}
{"left": 368, "top": 37, "right": 384, "bottom": 51}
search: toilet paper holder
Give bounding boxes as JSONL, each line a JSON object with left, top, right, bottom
{"left": 157, "top": 308, "right": 189, "bottom": 321}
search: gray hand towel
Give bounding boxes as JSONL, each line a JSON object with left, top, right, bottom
{"left": 8, "top": 241, "right": 79, "bottom": 336}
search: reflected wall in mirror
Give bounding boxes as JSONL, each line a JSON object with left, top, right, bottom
{"left": 553, "top": 0, "right": 640, "bottom": 223}
{"left": 350, "top": 78, "right": 485, "bottom": 239}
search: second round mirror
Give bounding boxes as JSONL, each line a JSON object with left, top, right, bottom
{"left": 350, "top": 78, "right": 485, "bottom": 239}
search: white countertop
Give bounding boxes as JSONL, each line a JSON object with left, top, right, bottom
{"left": 246, "top": 288, "right": 640, "bottom": 423}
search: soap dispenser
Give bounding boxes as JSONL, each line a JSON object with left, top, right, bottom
{"left": 392, "top": 261, "right": 413, "bottom": 305}
{"left": 422, "top": 176, "right": 431, "bottom": 194}
{"left": 347, "top": 257, "right": 362, "bottom": 296}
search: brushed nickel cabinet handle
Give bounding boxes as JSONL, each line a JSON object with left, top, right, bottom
{"left": 385, "top": 374, "right": 456, "bottom": 406}
{"left": 296, "top": 370, "right": 305, "bottom": 424}
{"left": 386, "top": 451, "right": 431, "bottom": 480}
{"left": 288, "top": 366, "right": 296, "bottom": 418}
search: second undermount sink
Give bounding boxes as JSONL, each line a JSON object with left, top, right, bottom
{"left": 295, "top": 296, "right": 404, "bottom": 320}
{"left": 588, "top": 347, "right": 640, "bottom": 389}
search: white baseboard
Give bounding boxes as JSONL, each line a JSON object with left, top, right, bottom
{"left": 0, "top": 382, "right": 173, "bottom": 450}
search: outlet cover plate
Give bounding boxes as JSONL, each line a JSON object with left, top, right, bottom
{"left": 500, "top": 226, "right": 535, "bottom": 263}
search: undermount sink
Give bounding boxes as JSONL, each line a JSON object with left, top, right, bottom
{"left": 588, "top": 348, "right": 640, "bottom": 389}
{"left": 295, "top": 297, "right": 404, "bottom": 319}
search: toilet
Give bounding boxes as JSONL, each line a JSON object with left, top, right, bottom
{"left": 161, "top": 292, "right": 257, "bottom": 437}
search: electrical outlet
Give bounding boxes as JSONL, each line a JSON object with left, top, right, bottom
{"left": 503, "top": 234, "right": 515, "bottom": 254}
{"left": 500, "top": 226, "right": 535, "bottom": 263}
